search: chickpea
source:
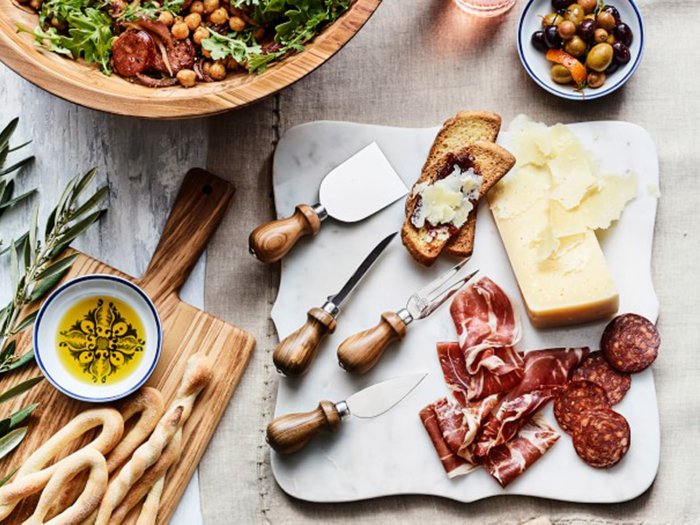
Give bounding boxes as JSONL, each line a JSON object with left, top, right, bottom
{"left": 29, "top": 0, "right": 42, "bottom": 9}
{"left": 253, "top": 27, "right": 265, "bottom": 41}
{"left": 171, "top": 21, "right": 189, "bottom": 40}
{"left": 225, "top": 56, "right": 239, "bottom": 70}
{"left": 208, "top": 7, "right": 228, "bottom": 25}
{"left": 159, "top": 11, "right": 174, "bottom": 26}
{"left": 190, "top": 0, "right": 204, "bottom": 13}
{"left": 202, "top": 61, "right": 213, "bottom": 76}
{"left": 203, "top": 0, "right": 218, "bottom": 14}
{"left": 51, "top": 17, "right": 66, "bottom": 30}
{"left": 177, "top": 69, "right": 197, "bottom": 88}
{"left": 193, "top": 26, "right": 210, "bottom": 45}
{"left": 594, "top": 28, "right": 608, "bottom": 44}
{"left": 229, "top": 15, "right": 245, "bottom": 32}
{"left": 209, "top": 62, "right": 227, "bottom": 80}
{"left": 202, "top": 47, "right": 212, "bottom": 59}
{"left": 184, "top": 12, "right": 201, "bottom": 31}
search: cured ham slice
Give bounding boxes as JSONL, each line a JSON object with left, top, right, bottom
{"left": 450, "top": 277, "right": 522, "bottom": 374}
{"left": 438, "top": 343, "right": 524, "bottom": 403}
{"left": 509, "top": 347, "right": 590, "bottom": 399}
{"left": 474, "top": 388, "right": 556, "bottom": 457}
{"left": 482, "top": 414, "right": 560, "bottom": 488}
{"left": 433, "top": 394, "right": 501, "bottom": 459}
{"left": 419, "top": 403, "right": 475, "bottom": 478}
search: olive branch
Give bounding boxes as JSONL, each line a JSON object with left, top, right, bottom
{"left": 0, "top": 118, "right": 108, "bottom": 475}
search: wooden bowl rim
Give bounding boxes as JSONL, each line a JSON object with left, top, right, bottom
{"left": 0, "top": 0, "right": 381, "bottom": 119}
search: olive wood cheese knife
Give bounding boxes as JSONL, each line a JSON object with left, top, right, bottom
{"left": 337, "top": 260, "right": 479, "bottom": 374}
{"left": 273, "top": 232, "right": 397, "bottom": 377}
{"left": 249, "top": 143, "right": 408, "bottom": 263}
{"left": 267, "top": 372, "right": 427, "bottom": 454}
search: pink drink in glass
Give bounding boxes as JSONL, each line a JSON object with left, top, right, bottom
{"left": 455, "top": 0, "right": 517, "bottom": 17}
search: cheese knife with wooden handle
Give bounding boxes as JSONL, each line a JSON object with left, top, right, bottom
{"left": 273, "top": 232, "right": 397, "bottom": 377}
{"left": 337, "top": 260, "right": 479, "bottom": 374}
{"left": 267, "top": 372, "right": 427, "bottom": 454}
{"left": 249, "top": 143, "right": 408, "bottom": 263}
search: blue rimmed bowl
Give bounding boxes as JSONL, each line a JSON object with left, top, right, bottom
{"left": 34, "top": 275, "right": 162, "bottom": 403}
{"left": 517, "top": 0, "right": 645, "bottom": 100}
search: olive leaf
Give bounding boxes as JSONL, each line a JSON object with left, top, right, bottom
{"left": 0, "top": 377, "right": 43, "bottom": 404}
{"left": 0, "top": 403, "right": 39, "bottom": 435}
{"left": 0, "top": 428, "right": 27, "bottom": 462}
{"left": 0, "top": 466, "right": 18, "bottom": 487}
{"left": 0, "top": 351, "right": 35, "bottom": 374}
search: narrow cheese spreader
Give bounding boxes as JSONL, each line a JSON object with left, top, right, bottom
{"left": 267, "top": 372, "right": 427, "bottom": 454}
{"left": 338, "top": 259, "right": 479, "bottom": 374}
{"left": 273, "top": 232, "right": 397, "bottom": 377}
{"left": 249, "top": 143, "right": 408, "bottom": 263}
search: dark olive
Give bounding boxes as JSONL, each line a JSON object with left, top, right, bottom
{"left": 545, "top": 25, "right": 563, "bottom": 48}
{"left": 605, "top": 59, "right": 620, "bottom": 75}
{"left": 612, "top": 41, "right": 631, "bottom": 64}
{"left": 552, "top": 0, "right": 574, "bottom": 9}
{"left": 578, "top": 18, "right": 596, "bottom": 40}
{"left": 532, "top": 31, "right": 548, "bottom": 52}
{"left": 603, "top": 5, "right": 622, "bottom": 24}
{"left": 613, "top": 23, "right": 633, "bottom": 46}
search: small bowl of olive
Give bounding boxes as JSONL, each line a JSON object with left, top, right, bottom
{"left": 517, "top": 0, "right": 644, "bottom": 100}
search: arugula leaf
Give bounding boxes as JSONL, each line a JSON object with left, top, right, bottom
{"left": 201, "top": 29, "right": 262, "bottom": 63}
{"left": 118, "top": 0, "right": 184, "bottom": 22}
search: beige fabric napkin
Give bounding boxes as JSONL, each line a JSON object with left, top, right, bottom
{"left": 202, "top": 0, "right": 699, "bottom": 522}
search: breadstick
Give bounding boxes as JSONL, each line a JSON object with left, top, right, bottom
{"left": 135, "top": 475, "right": 165, "bottom": 525}
{"left": 94, "top": 354, "right": 212, "bottom": 525}
{"left": 110, "top": 430, "right": 183, "bottom": 525}
{"left": 47, "top": 388, "right": 165, "bottom": 520}
{"left": 24, "top": 448, "right": 108, "bottom": 525}
{"left": 0, "top": 408, "right": 123, "bottom": 521}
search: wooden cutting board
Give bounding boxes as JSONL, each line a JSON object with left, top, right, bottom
{"left": 0, "top": 168, "right": 256, "bottom": 522}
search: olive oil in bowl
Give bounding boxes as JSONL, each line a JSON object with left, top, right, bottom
{"left": 57, "top": 296, "right": 146, "bottom": 385}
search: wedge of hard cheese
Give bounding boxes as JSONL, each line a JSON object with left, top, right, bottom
{"left": 489, "top": 117, "right": 637, "bottom": 328}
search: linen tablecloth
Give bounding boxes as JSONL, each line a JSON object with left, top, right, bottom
{"left": 202, "top": 0, "right": 699, "bottom": 523}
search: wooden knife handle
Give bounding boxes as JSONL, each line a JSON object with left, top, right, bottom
{"left": 337, "top": 312, "right": 407, "bottom": 375}
{"left": 267, "top": 400, "right": 341, "bottom": 454}
{"left": 249, "top": 204, "right": 322, "bottom": 264}
{"left": 273, "top": 307, "right": 337, "bottom": 377}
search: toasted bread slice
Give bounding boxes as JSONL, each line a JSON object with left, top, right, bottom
{"left": 402, "top": 141, "right": 516, "bottom": 266}
{"left": 406, "top": 111, "right": 502, "bottom": 215}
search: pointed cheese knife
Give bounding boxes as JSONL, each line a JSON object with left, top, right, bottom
{"left": 249, "top": 143, "right": 408, "bottom": 264}
{"left": 337, "top": 260, "right": 479, "bottom": 375}
{"left": 267, "top": 372, "right": 427, "bottom": 454}
{"left": 273, "top": 232, "right": 397, "bottom": 378}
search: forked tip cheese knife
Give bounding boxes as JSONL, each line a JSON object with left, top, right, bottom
{"left": 267, "top": 372, "right": 427, "bottom": 454}
{"left": 338, "top": 260, "right": 479, "bottom": 374}
{"left": 249, "top": 143, "right": 408, "bottom": 264}
{"left": 273, "top": 232, "right": 397, "bottom": 378}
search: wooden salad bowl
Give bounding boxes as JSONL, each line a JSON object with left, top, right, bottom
{"left": 0, "top": 0, "right": 381, "bottom": 119}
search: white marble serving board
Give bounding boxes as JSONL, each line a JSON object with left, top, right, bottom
{"left": 269, "top": 119, "right": 660, "bottom": 504}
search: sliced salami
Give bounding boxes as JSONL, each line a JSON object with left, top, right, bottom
{"left": 112, "top": 31, "right": 156, "bottom": 78}
{"left": 572, "top": 352, "right": 631, "bottom": 405}
{"left": 601, "top": 314, "right": 660, "bottom": 373}
{"left": 573, "top": 408, "right": 630, "bottom": 469}
{"left": 554, "top": 381, "right": 610, "bottom": 434}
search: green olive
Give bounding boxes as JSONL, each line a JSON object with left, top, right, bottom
{"left": 565, "top": 36, "right": 587, "bottom": 58}
{"left": 587, "top": 72, "right": 606, "bottom": 89}
{"left": 558, "top": 20, "right": 576, "bottom": 40}
{"left": 606, "top": 34, "right": 617, "bottom": 45}
{"left": 565, "top": 4, "right": 585, "bottom": 27}
{"left": 578, "top": 0, "right": 597, "bottom": 14}
{"left": 586, "top": 43, "right": 614, "bottom": 72}
{"left": 596, "top": 11, "right": 616, "bottom": 31}
{"left": 551, "top": 65, "right": 573, "bottom": 84}
{"left": 542, "top": 13, "right": 563, "bottom": 28}
{"left": 594, "top": 28, "right": 609, "bottom": 44}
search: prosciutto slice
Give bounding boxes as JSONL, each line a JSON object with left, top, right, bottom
{"left": 509, "top": 347, "right": 590, "bottom": 399}
{"left": 450, "top": 277, "right": 522, "bottom": 374}
{"left": 482, "top": 414, "right": 560, "bottom": 488}
{"left": 419, "top": 403, "right": 475, "bottom": 478}
{"left": 433, "top": 394, "right": 501, "bottom": 459}
{"left": 438, "top": 342, "right": 524, "bottom": 403}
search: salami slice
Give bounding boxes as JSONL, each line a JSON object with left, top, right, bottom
{"left": 572, "top": 352, "right": 631, "bottom": 405}
{"left": 601, "top": 314, "right": 660, "bottom": 373}
{"left": 112, "top": 31, "right": 156, "bottom": 78}
{"left": 573, "top": 408, "right": 630, "bottom": 468}
{"left": 554, "top": 381, "right": 610, "bottom": 434}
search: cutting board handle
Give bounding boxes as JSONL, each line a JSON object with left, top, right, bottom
{"left": 138, "top": 168, "right": 235, "bottom": 302}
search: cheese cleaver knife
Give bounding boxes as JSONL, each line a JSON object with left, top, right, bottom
{"left": 267, "top": 372, "right": 427, "bottom": 454}
{"left": 249, "top": 143, "right": 408, "bottom": 263}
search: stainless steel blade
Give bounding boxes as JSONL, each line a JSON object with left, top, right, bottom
{"left": 319, "top": 143, "right": 408, "bottom": 223}
{"left": 329, "top": 232, "right": 397, "bottom": 307}
{"left": 345, "top": 373, "right": 427, "bottom": 419}
{"left": 406, "top": 265, "right": 480, "bottom": 321}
